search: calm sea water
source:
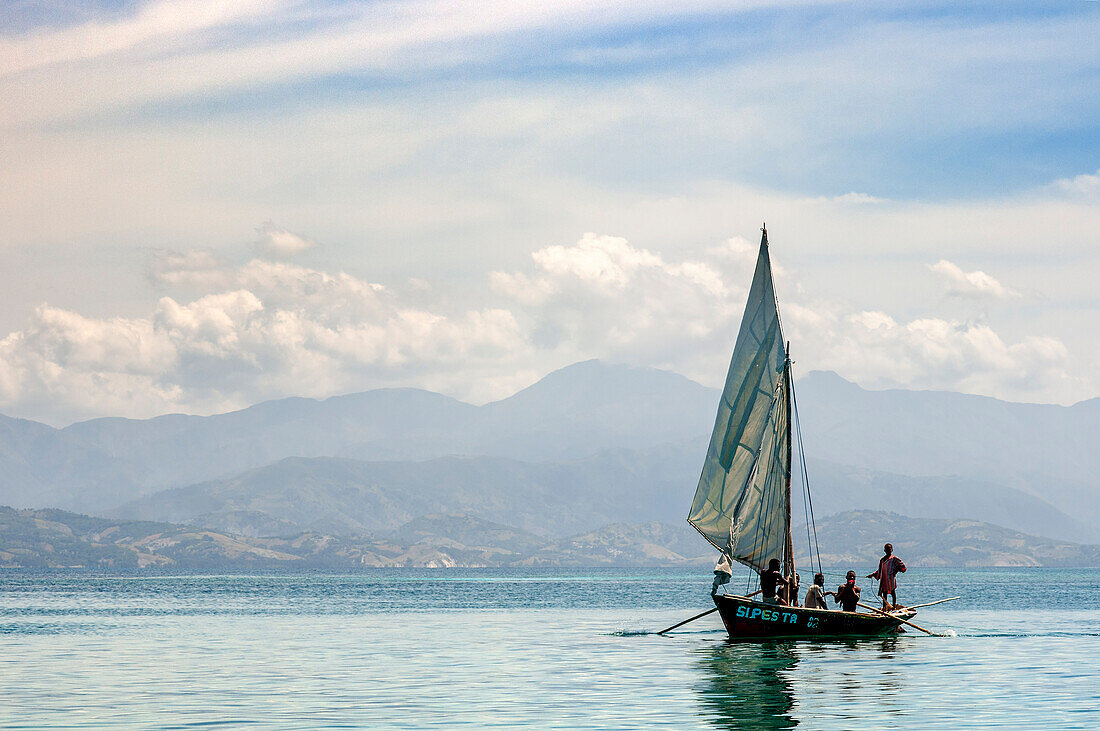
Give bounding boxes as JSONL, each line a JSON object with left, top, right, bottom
{"left": 2, "top": 568, "right": 1098, "bottom": 729}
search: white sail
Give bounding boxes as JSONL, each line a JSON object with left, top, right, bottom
{"left": 687, "top": 228, "right": 791, "bottom": 575}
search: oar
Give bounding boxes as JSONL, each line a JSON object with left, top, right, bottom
{"left": 657, "top": 607, "right": 718, "bottom": 634}
{"left": 656, "top": 590, "right": 762, "bottom": 634}
{"left": 897, "top": 596, "right": 960, "bottom": 611}
{"left": 856, "top": 601, "right": 941, "bottom": 636}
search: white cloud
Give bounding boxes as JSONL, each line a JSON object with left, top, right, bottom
{"left": 0, "top": 228, "right": 1091, "bottom": 424}
{"left": 930, "top": 259, "right": 1018, "bottom": 299}
{"left": 0, "top": 305, "right": 181, "bottom": 422}
{"left": 1049, "top": 169, "right": 1100, "bottom": 198}
{"left": 492, "top": 233, "right": 749, "bottom": 376}
{"left": 489, "top": 271, "right": 556, "bottom": 307}
{"left": 491, "top": 234, "right": 1084, "bottom": 405}
{"left": 0, "top": 253, "right": 529, "bottom": 424}
{"left": 531, "top": 233, "right": 663, "bottom": 288}
{"left": 817, "top": 312, "right": 1070, "bottom": 400}
{"left": 148, "top": 249, "right": 235, "bottom": 289}
{"left": 707, "top": 235, "right": 757, "bottom": 266}
{"left": 252, "top": 222, "right": 317, "bottom": 257}
{"left": 707, "top": 235, "right": 785, "bottom": 277}
{"left": 832, "top": 192, "right": 884, "bottom": 204}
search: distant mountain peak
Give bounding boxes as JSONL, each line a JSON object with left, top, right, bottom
{"left": 491, "top": 359, "right": 712, "bottom": 408}
{"left": 519, "top": 358, "right": 703, "bottom": 386}
{"left": 798, "top": 370, "right": 857, "bottom": 388}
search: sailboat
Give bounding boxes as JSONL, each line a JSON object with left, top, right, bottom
{"left": 687, "top": 225, "right": 911, "bottom": 639}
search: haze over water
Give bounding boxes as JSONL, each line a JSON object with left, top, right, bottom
{"left": 2, "top": 568, "right": 1098, "bottom": 729}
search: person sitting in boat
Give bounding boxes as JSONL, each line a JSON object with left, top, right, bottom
{"left": 867, "top": 543, "right": 907, "bottom": 610}
{"left": 760, "top": 558, "right": 788, "bottom": 605}
{"left": 783, "top": 573, "right": 801, "bottom": 607}
{"left": 804, "top": 573, "right": 828, "bottom": 610}
{"left": 830, "top": 570, "right": 861, "bottom": 612}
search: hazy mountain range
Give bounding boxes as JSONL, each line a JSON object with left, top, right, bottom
{"left": 109, "top": 449, "right": 1096, "bottom": 546}
{"left": 0, "top": 360, "right": 1097, "bottom": 552}
{"left": 795, "top": 370, "right": 1100, "bottom": 532}
{"left": 0, "top": 361, "right": 714, "bottom": 510}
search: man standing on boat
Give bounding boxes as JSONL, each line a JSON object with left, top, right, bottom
{"left": 868, "top": 543, "right": 907, "bottom": 610}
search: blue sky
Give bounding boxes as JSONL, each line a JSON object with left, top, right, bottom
{"left": 8, "top": 1, "right": 1097, "bottom": 198}
{"left": 0, "top": 0, "right": 1098, "bottom": 423}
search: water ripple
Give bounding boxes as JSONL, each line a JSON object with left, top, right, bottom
{"left": 2, "top": 567, "right": 1099, "bottom": 729}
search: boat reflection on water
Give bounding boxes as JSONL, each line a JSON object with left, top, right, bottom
{"left": 693, "top": 637, "right": 905, "bottom": 729}
{"left": 694, "top": 641, "right": 799, "bottom": 730}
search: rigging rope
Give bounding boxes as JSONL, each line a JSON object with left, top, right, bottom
{"left": 800, "top": 422, "right": 818, "bottom": 576}
{"left": 790, "top": 368, "right": 823, "bottom": 576}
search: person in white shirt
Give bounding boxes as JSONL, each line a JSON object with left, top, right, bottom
{"left": 804, "top": 572, "right": 829, "bottom": 610}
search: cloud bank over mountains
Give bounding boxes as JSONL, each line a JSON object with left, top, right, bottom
{"left": 0, "top": 226, "right": 1080, "bottom": 425}
{"left": 0, "top": 244, "right": 526, "bottom": 424}
{"left": 1, "top": 2, "right": 1098, "bottom": 424}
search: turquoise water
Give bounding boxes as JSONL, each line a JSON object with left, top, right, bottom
{"left": 2, "top": 568, "right": 1099, "bottom": 729}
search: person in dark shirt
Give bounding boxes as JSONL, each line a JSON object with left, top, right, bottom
{"left": 830, "top": 570, "right": 861, "bottom": 612}
{"left": 760, "top": 558, "right": 788, "bottom": 605}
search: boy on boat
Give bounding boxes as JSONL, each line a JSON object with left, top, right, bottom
{"left": 829, "top": 571, "right": 861, "bottom": 612}
{"left": 784, "top": 573, "right": 801, "bottom": 607}
{"left": 868, "top": 543, "right": 907, "bottom": 610}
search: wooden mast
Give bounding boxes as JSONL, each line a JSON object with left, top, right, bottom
{"left": 783, "top": 341, "right": 794, "bottom": 586}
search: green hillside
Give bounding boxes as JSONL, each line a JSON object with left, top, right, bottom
{"left": 3, "top": 506, "right": 1098, "bottom": 570}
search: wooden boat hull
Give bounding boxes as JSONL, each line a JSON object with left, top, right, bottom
{"left": 713, "top": 594, "right": 909, "bottom": 639}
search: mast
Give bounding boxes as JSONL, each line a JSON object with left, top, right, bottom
{"left": 783, "top": 342, "right": 794, "bottom": 582}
